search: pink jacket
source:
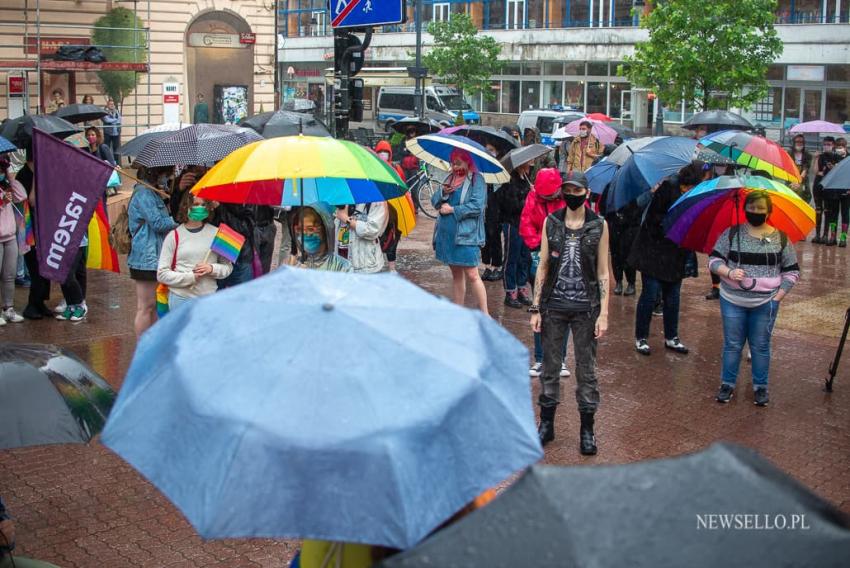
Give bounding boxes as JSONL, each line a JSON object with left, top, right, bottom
{"left": 0, "top": 178, "right": 27, "bottom": 243}
{"left": 519, "top": 190, "right": 565, "bottom": 251}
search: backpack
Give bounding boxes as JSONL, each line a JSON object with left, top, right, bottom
{"left": 111, "top": 189, "right": 140, "bottom": 254}
{"left": 362, "top": 202, "right": 399, "bottom": 253}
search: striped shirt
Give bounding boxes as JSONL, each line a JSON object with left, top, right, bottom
{"left": 708, "top": 226, "right": 800, "bottom": 308}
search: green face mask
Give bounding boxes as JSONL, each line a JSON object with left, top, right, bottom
{"left": 187, "top": 205, "right": 209, "bottom": 222}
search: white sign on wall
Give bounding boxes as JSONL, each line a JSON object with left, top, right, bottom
{"left": 786, "top": 65, "right": 825, "bottom": 82}
{"left": 162, "top": 82, "right": 181, "bottom": 123}
{"left": 187, "top": 33, "right": 250, "bottom": 49}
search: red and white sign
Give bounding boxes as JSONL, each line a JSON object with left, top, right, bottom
{"left": 239, "top": 33, "right": 256, "bottom": 44}
{"left": 8, "top": 76, "right": 25, "bottom": 95}
{"left": 163, "top": 94, "right": 179, "bottom": 103}
{"left": 25, "top": 36, "right": 90, "bottom": 55}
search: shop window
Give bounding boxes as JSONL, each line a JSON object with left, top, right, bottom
{"left": 609, "top": 83, "right": 630, "bottom": 118}
{"left": 521, "top": 80, "right": 541, "bottom": 110}
{"left": 544, "top": 62, "right": 563, "bottom": 75}
{"left": 827, "top": 65, "right": 850, "bottom": 82}
{"left": 587, "top": 62, "right": 608, "bottom": 77}
{"left": 484, "top": 81, "right": 501, "bottom": 113}
{"left": 826, "top": 89, "right": 850, "bottom": 125}
{"left": 564, "top": 81, "right": 585, "bottom": 110}
{"left": 543, "top": 80, "right": 564, "bottom": 108}
{"left": 564, "top": 62, "right": 585, "bottom": 76}
{"left": 501, "top": 80, "right": 520, "bottom": 113}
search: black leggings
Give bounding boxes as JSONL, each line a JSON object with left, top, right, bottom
{"left": 60, "top": 247, "right": 87, "bottom": 306}
{"left": 825, "top": 195, "right": 850, "bottom": 232}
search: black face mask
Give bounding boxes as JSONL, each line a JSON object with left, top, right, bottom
{"left": 564, "top": 192, "right": 587, "bottom": 211}
{"left": 745, "top": 211, "right": 767, "bottom": 227}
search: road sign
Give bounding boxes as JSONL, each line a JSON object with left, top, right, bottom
{"left": 329, "top": 0, "right": 406, "bottom": 29}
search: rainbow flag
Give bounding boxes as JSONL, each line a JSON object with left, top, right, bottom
{"left": 210, "top": 223, "right": 246, "bottom": 263}
{"left": 12, "top": 202, "right": 33, "bottom": 254}
{"left": 156, "top": 283, "right": 170, "bottom": 318}
{"left": 86, "top": 202, "right": 120, "bottom": 273}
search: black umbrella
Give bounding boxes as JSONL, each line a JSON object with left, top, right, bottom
{"left": 133, "top": 124, "right": 263, "bottom": 167}
{"left": 240, "top": 110, "right": 331, "bottom": 139}
{"left": 682, "top": 110, "right": 753, "bottom": 132}
{"left": 390, "top": 117, "right": 443, "bottom": 136}
{"left": 607, "top": 121, "right": 637, "bottom": 140}
{"left": 118, "top": 130, "right": 176, "bottom": 158}
{"left": 447, "top": 124, "right": 519, "bottom": 156}
{"left": 53, "top": 103, "right": 108, "bottom": 124}
{"left": 382, "top": 443, "right": 850, "bottom": 568}
{"left": 500, "top": 143, "right": 552, "bottom": 171}
{"left": 821, "top": 157, "right": 850, "bottom": 190}
{"left": 0, "top": 114, "right": 81, "bottom": 146}
{"left": 0, "top": 343, "right": 116, "bottom": 449}
{"left": 695, "top": 148, "right": 737, "bottom": 166}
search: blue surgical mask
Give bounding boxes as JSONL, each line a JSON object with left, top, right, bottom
{"left": 302, "top": 234, "right": 322, "bottom": 254}
{"left": 0, "top": 173, "right": 5, "bottom": 183}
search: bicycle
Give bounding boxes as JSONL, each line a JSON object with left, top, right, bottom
{"left": 407, "top": 165, "right": 444, "bottom": 220}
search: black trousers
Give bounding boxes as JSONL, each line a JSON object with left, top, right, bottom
{"left": 609, "top": 222, "right": 636, "bottom": 285}
{"left": 60, "top": 247, "right": 87, "bottom": 306}
{"left": 481, "top": 193, "right": 503, "bottom": 267}
{"left": 23, "top": 248, "right": 50, "bottom": 308}
{"left": 540, "top": 307, "right": 600, "bottom": 413}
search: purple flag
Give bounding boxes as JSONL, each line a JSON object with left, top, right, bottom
{"left": 33, "top": 128, "right": 114, "bottom": 282}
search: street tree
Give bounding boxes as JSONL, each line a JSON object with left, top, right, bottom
{"left": 622, "top": 0, "right": 783, "bottom": 111}
{"left": 423, "top": 14, "right": 501, "bottom": 109}
{"left": 91, "top": 7, "right": 147, "bottom": 108}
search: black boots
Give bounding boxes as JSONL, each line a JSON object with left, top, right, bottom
{"left": 538, "top": 405, "right": 556, "bottom": 446}
{"left": 579, "top": 412, "right": 597, "bottom": 455}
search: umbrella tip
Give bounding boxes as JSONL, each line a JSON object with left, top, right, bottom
{"left": 322, "top": 303, "right": 334, "bottom": 312}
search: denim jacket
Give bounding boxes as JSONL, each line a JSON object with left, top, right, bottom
{"left": 127, "top": 184, "right": 178, "bottom": 271}
{"left": 431, "top": 172, "right": 486, "bottom": 246}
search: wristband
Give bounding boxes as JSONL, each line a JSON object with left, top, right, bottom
{"left": 528, "top": 305, "right": 540, "bottom": 314}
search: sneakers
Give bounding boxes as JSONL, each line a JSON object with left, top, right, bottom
{"left": 705, "top": 287, "right": 719, "bottom": 300}
{"left": 2, "top": 307, "right": 24, "bottom": 323}
{"left": 560, "top": 363, "right": 571, "bottom": 377}
{"left": 716, "top": 384, "right": 734, "bottom": 403}
{"left": 56, "top": 304, "right": 87, "bottom": 322}
{"left": 623, "top": 283, "right": 636, "bottom": 296}
{"left": 53, "top": 299, "right": 67, "bottom": 314}
{"left": 664, "top": 337, "right": 689, "bottom": 354}
{"left": 504, "top": 292, "right": 523, "bottom": 309}
{"left": 754, "top": 387, "right": 769, "bottom": 407}
{"left": 0, "top": 314, "right": 4, "bottom": 326}
{"left": 483, "top": 268, "right": 503, "bottom": 281}
{"left": 518, "top": 287, "right": 533, "bottom": 306}
{"left": 635, "top": 339, "right": 651, "bottom": 356}
{"left": 481, "top": 268, "right": 493, "bottom": 281}
{"left": 529, "top": 362, "right": 543, "bottom": 377}
{"left": 652, "top": 303, "right": 663, "bottom": 316}
{"left": 613, "top": 282, "right": 623, "bottom": 295}
{"left": 812, "top": 235, "right": 823, "bottom": 244}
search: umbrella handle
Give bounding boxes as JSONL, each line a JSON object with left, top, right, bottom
{"left": 739, "top": 277, "right": 757, "bottom": 291}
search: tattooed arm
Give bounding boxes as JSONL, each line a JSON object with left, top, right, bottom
{"left": 530, "top": 218, "right": 550, "bottom": 333}
{"left": 595, "top": 220, "right": 610, "bottom": 338}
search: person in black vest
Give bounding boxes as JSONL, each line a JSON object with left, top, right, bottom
{"left": 529, "top": 171, "right": 610, "bottom": 455}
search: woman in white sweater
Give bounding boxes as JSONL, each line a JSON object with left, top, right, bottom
{"left": 157, "top": 198, "right": 233, "bottom": 311}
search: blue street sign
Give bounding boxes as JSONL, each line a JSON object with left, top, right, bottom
{"left": 329, "top": 0, "right": 406, "bottom": 29}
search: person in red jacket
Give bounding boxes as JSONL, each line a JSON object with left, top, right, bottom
{"left": 520, "top": 168, "right": 570, "bottom": 379}
{"left": 375, "top": 140, "right": 404, "bottom": 272}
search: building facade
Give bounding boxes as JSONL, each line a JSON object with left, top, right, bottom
{"left": 278, "top": 0, "right": 850, "bottom": 136}
{"left": 1, "top": 0, "right": 276, "bottom": 137}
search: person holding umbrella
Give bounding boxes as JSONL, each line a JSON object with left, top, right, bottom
{"left": 710, "top": 190, "right": 800, "bottom": 406}
{"left": 432, "top": 148, "right": 489, "bottom": 314}
{"left": 530, "top": 170, "right": 610, "bottom": 453}
{"left": 812, "top": 136, "right": 837, "bottom": 244}
{"left": 497, "top": 155, "right": 534, "bottom": 308}
{"left": 823, "top": 137, "right": 848, "bottom": 247}
{"left": 565, "top": 121, "right": 602, "bottom": 174}
{"left": 788, "top": 134, "right": 812, "bottom": 203}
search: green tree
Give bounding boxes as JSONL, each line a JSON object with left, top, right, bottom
{"left": 91, "top": 7, "right": 147, "bottom": 106}
{"left": 423, "top": 14, "right": 501, "bottom": 107}
{"left": 622, "top": 0, "right": 783, "bottom": 111}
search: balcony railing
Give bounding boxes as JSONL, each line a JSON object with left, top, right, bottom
{"left": 775, "top": 10, "right": 849, "bottom": 24}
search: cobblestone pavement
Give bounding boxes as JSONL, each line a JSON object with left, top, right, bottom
{"left": 1, "top": 216, "right": 849, "bottom": 567}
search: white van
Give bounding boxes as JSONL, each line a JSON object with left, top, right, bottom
{"left": 377, "top": 86, "right": 481, "bottom": 130}
{"left": 518, "top": 109, "right": 585, "bottom": 146}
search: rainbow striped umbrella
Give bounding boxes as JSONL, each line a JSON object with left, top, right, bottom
{"left": 663, "top": 175, "right": 815, "bottom": 254}
{"left": 192, "top": 135, "right": 407, "bottom": 206}
{"left": 405, "top": 134, "right": 510, "bottom": 184}
{"left": 699, "top": 130, "right": 801, "bottom": 184}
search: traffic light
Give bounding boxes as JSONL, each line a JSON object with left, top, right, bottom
{"left": 350, "top": 78, "right": 364, "bottom": 123}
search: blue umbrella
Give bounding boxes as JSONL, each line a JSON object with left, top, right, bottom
{"left": 102, "top": 268, "right": 542, "bottom": 549}
{"left": 607, "top": 136, "right": 698, "bottom": 211}
{"left": 406, "top": 134, "right": 510, "bottom": 184}
{"left": 0, "top": 135, "right": 17, "bottom": 154}
{"left": 585, "top": 159, "right": 619, "bottom": 195}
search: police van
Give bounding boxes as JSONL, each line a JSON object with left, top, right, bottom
{"left": 517, "top": 109, "right": 586, "bottom": 146}
{"left": 377, "top": 86, "right": 480, "bottom": 130}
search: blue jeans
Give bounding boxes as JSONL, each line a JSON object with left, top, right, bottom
{"left": 217, "top": 260, "right": 253, "bottom": 290}
{"left": 502, "top": 223, "right": 531, "bottom": 292}
{"left": 635, "top": 274, "right": 682, "bottom": 340}
{"left": 720, "top": 297, "right": 779, "bottom": 389}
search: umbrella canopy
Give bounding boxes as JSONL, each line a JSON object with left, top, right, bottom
{"left": 699, "top": 130, "right": 801, "bottom": 183}
{"left": 440, "top": 125, "right": 519, "bottom": 156}
{"left": 606, "top": 121, "right": 636, "bottom": 140}
{"left": 499, "top": 144, "right": 552, "bottom": 172}
{"left": 663, "top": 175, "right": 815, "bottom": 253}
{"left": 101, "top": 268, "right": 542, "bottom": 548}
{"left": 192, "top": 135, "right": 407, "bottom": 206}
{"left": 819, "top": 157, "right": 850, "bottom": 191}
{"left": 606, "top": 136, "right": 666, "bottom": 166}
{"left": 695, "top": 148, "right": 738, "bottom": 166}
{"left": 390, "top": 117, "right": 443, "bottom": 136}
{"left": 133, "top": 124, "right": 263, "bottom": 168}
{"left": 382, "top": 443, "right": 850, "bottom": 568}
{"left": 554, "top": 118, "right": 617, "bottom": 145}
{"left": 388, "top": 192, "right": 417, "bottom": 237}
{"left": 585, "top": 160, "right": 620, "bottom": 195}
{"left": 240, "top": 110, "right": 331, "bottom": 139}
{"left": 0, "top": 114, "right": 80, "bottom": 146}
{"left": 585, "top": 112, "right": 613, "bottom": 122}
{"left": 607, "top": 136, "right": 698, "bottom": 211}
{"left": 789, "top": 120, "right": 846, "bottom": 134}
{"left": 117, "top": 122, "right": 188, "bottom": 157}
{"left": 405, "top": 134, "right": 510, "bottom": 184}
{"left": 53, "top": 103, "right": 108, "bottom": 124}
{"left": 0, "top": 135, "right": 17, "bottom": 154}
{"left": 0, "top": 343, "right": 116, "bottom": 450}
{"left": 682, "top": 110, "right": 753, "bottom": 131}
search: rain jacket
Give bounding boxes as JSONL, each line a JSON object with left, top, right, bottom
{"left": 496, "top": 170, "right": 532, "bottom": 228}
{"left": 288, "top": 202, "right": 352, "bottom": 272}
{"left": 564, "top": 134, "right": 603, "bottom": 173}
{"left": 127, "top": 184, "right": 178, "bottom": 271}
{"left": 336, "top": 201, "right": 388, "bottom": 273}
{"left": 376, "top": 140, "right": 405, "bottom": 180}
{"left": 519, "top": 170, "right": 566, "bottom": 251}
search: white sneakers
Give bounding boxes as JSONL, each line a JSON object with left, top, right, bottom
{"left": 528, "top": 362, "right": 571, "bottom": 377}
{"left": 2, "top": 307, "right": 24, "bottom": 323}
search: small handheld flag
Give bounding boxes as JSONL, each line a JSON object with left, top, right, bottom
{"left": 210, "top": 223, "right": 246, "bottom": 263}
{"left": 86, "top": 202, "right": 120, "bottom": 273}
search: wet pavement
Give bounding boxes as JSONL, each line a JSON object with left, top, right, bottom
{"left": 1, "top": 216, "right": 849, "bottom": 567}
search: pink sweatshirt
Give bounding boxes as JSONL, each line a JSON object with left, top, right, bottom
{"left": 0, "top": 178, "right": 27, "bottom": 243}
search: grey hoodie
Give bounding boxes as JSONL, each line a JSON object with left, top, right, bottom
{"left": 288, "top": 201, "right": 352, "bottom": 272}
